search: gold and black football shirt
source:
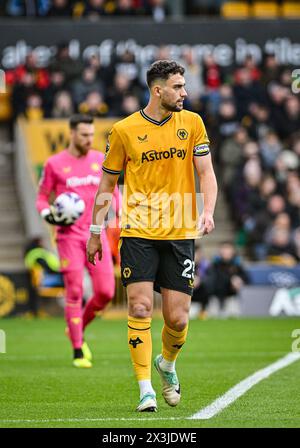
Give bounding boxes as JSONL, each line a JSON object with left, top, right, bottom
{"left": 103, "top": 109, "right": 210, "bottom": 239}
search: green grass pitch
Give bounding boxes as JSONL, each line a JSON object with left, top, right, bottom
{"left": 0, "top": 317, "right": 300, "bottom": 428}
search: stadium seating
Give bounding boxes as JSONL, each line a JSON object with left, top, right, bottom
{"left": 221, "top": 1, "right": 250, "bottom": 18}
{"left": 281, "top": 1, "right": 300, "bottom": 18}
{"left": 218, "top": 0, "right": 300, "bottom": 19}
{"left": 251, "top": 1, "right": 280, "bottom": 18}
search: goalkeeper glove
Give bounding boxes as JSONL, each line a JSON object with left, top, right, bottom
{"left": 40, "top": 207, "right": 71, "bottom": 226}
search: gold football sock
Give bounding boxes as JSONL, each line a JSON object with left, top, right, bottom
{"left": 128, "top": 316, "right": 152, "bottom": 381}
{"left": 162, "top": 323, "right": 188, "bottom": 362}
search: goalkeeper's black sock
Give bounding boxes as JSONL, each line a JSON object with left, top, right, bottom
{"left": 74, "top": 348, "right": 84, "bottom": 359}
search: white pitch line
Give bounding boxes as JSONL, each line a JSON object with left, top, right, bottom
{"left": 0, "top": 417, "right": 184, "bottom": 424}
{"left": 189, "top": 352, "right": 300, "bottom": 420}
{"left": 1, "top": 352, "right": 299, "bottom": 425}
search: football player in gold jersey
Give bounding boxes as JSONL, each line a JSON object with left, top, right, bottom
{"left": 87, "top": 60, "right": 217, "bottom": 412}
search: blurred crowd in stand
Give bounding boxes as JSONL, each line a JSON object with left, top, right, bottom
{"left": 1, "top": 31, "right": 300, "bottom": 315}
{"left": 0, "top": 0, "right": 170, "bottom": 19}
{"left": 1, "top": 43, "right": 300, "bottom": 267}
{"left": 0, "top": 0, "right": 232, "bottom": 18}
{"left": 2, "top": 1, "right": 295, "bottom": 19}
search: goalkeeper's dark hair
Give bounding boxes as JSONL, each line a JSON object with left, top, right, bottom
{"left": 69, "top": 114, "right": 94, "bottom": 129}
{"left": 146, "top": 60, "right": 185, "bottom": 88}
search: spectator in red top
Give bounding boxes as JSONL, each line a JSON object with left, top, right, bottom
{"left": 202, "top": 54, "right": 224, "bottom": 115}
{"left": 9, "top": 53, "right": 50, "bottom": 90}
{"left": 235, "top": 55, "right": 261, "bottom": 83}
{"left": 202, "top": 54, "right": 223, "bottom": 90}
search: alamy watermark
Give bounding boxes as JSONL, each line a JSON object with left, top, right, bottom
{"left": 291, "top": 329, "right": 300, "bottom": 353}
{"left": 291, "top": 69, "right": 300, "bottom": 94}
{"left": 0, "top": 329, "right": 6, "bottom": 353}
{"left": 95, "top": 188, "right": 205, "bottom": 231}
{"left": 0, "top": 69, "right": 6, "bottom": 93}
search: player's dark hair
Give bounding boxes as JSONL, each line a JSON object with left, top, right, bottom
{"left": 146, "top": 60, "right": 185, "bottom": 87}
{"left": 69, "top": 114, "right": 94, "bottom": 129}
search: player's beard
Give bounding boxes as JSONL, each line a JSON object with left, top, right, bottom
{"left": 75, "top": 142, "right": 90, "bottom": 155}
{"left": 161, "top": 98, "right": 184, "bottom": 112}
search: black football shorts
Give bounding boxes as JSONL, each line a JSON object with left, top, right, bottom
{"left": 120, "top": 237, "right": 195, "bottom": 296}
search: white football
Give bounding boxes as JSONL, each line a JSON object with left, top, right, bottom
{"left": 53, "top": 192, "right": 85, "bottom": 225}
